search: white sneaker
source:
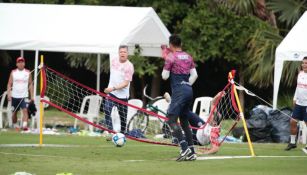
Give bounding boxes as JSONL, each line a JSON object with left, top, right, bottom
{"left": 185, "top": 152, "right": 197, "bottom": 161}
{"left": 176, "top": 148, "right": 192, "bottom": 162}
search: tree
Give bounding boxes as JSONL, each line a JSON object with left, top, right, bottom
{"left": 0, "top": 51, "right": 11, "bottom": 67}
{"left": 205, "top": 0, "right": 307, "bottom": 108}
{"left": 216, "top": 0, "right": 307, "bottom": 87}
{"left": 179, "top": 1, "right": 275, "bottom": 109}
{"left": 65, "top": 53, "right": 109, "bottom": 74}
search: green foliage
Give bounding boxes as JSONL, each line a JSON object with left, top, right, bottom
{"left": 179, "top": 1, "right": 264, "bottom": 66}
{"left": 0, "top": 51, "right": 11, "bottom": 66}
{"left": 277, "top": 92, "right": 295, "bottom": 109}
{"left": 99, "top": 0, "right": 193, "bottom": 32}
{"left": 246, "top": 27, "right": 282, "bottom": 87}
{"left": 215, "top": 0, "right": 257, "bottom": 16}
{"left": 6, "top": 0, "right": 58, "bottom": 3}
{"left": 267, "top": 0, "right": 307, "bottom": 28}
{"left": 64, "top": 0, "right": 100, "bottom": 5}
{"left": 129, "top": 46, "right": 163, "bottom": 78}
{"left": 140, "top": 0, "right": 191, "bottom": 32}
{"left": 65, "top": 53, "right": 110, "bottom": 73}
{"left": 282, "top": 61, "right": 301, "bottom": 86}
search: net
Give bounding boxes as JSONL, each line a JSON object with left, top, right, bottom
{"left": 191, "top": 82, "right": 241, "bottom": 148}
{"left": 42, "top": 66, "right": 174, "bottom": 146}
{"left": 41, "top": 66, "right": 242, "bottom": 149}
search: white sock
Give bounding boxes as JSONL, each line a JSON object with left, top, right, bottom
{"left": 13, "top": 123, "right": 19, "bottom": 128}
{"left": 22, "top": 121, "right": 28, "bottom": 128}
{"left": 290, "top": 135, "right": 296, "bottom": 144}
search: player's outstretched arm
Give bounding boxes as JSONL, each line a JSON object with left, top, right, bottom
{"left": 198, "top": 144, "right": 219, "bottom": 155}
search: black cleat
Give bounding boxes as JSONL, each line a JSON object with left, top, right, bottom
{"left": 285, "top": 143, "right": 297, "bottom": 151}
{"left": 176, "top": 148, "right": 192, "bottom": 162}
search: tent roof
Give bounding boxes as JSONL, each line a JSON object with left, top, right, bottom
{"left": 276, "top": 11, "right": 307, "bottom": 61}
{"left": 0, "top": 3, "right": 170, "bottom": 57}
{"left": 273, "top": 11, "right": 307, "bottom": 108}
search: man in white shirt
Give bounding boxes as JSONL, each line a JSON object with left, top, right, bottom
{"left": 103, "top": 45, "right": 134, "bottom": 134}
{"left": 285, "top": 56, "right": 307, "bottom": 151}
{"left": 7, "top": 57, "right": 34, "bottom": 130}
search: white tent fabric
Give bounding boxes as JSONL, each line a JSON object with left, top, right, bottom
{"left": 0, "top": 3, "right": 170, "bottom": 56}
{"left": 0, "top": 3, "right": 170, "bottom": 129}
{"left": 273, "top": 11, "right": 307, "bottom": 108}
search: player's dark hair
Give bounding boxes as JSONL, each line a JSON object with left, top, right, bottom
{"left": 303, "top": 56, "right": 307, "bottom": 60}
{"left": 119, "top": 45, "right": 128, "bottom": 51}
{"left": 169, "top": 34, "right": 181, "bottom": 48}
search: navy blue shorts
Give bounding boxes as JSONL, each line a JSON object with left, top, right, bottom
{"left": 11, "top": 98, "right": 27, "bottom": 112}
{"left": 168, "top": 85, "right": 193, "bottom": 117}
{"left": 186, "top": 111, "right": 204, "bottom": 127}
{"left": 292, "top": 104, "right": 307, "bottom": 122}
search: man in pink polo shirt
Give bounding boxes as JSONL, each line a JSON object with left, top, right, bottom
{"left": 103, "top": 45, "right": 134, "bottom": 134}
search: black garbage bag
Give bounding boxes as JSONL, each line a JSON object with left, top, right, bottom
{"left": 268, "top": 107, "right": 291, "bottom": 143}
{"left": 243, "top": 107, "right": 272, "bottom": 142}
{"left": 27, "top": 100, "right": 37, "bottom": 119}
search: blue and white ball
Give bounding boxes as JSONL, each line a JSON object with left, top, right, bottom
{"left": 112, "top": 133, "right": 126, "bottom": 147}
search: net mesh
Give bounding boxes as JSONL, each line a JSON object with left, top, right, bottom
{"left": 42, "top": 66, "right": 241, "bottom": 148}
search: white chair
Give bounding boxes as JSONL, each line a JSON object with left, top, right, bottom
{"left": 111, "top": 107, "right": 121, "bottom": 132}
{"left": 111, "top": 99, "right": 143, "bottom": 133}
{"left": 0, "top": 91, "right": 12, "bottom": 128}
{"left": 192, "top": 97, "right": 213, "bottom": 122}
{"left": 127, "top": 99, "right": 143, "bottom": 126}
{"left": 151, "top": 99, "right": 169, "bottom": 117}
{"left": 0, "top": 92, "right": 50, "bottom": 129}
{"left": 148, "top": 99, "right": 170, "bottom": 134}
{"left": 74, "top": 95, "right": 102, "bottom": 132}
{"left": 298, "top": 121, "right": 307, "bottom": 144}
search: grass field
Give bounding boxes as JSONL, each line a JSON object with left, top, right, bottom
{"left": 0, "top": 131, "right": 307, "bottom": 175}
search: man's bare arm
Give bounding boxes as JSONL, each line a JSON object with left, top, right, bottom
{"left": 7, "top": 72, "right": 13, "bottom": 101}
{"left": 29, "top": 73, "right": 34, "bottom": 100}
{"left": 104, "top": 80, "right": 129, "bottom": 94}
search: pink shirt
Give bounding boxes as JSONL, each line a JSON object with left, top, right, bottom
{"left": 210, "top": 127, "right": 220, "bottom": 146}
{"left": 108, "top": 58, "right": 134, "bottom": 98}
{"left": 163, "top": 51, "right": 195, "bottom": 75}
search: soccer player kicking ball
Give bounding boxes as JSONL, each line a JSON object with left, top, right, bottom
{"left": 161, "top": 34, "right": 198, "bottom": 161}
{"left": 285, "top": 56, "right": 307, "bottom": 151}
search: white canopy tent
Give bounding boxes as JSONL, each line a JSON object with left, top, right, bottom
{"left": 273, "top": 11, "right": 307, "bottom": 108}
{"left": 0, "top": 3, "right": 170, "bottom": 128}
{"left": 0, "top": 3, "right": 170, "bottom": 55}
{"left": 0, "top": 3, "right": 170, "bottom": 90}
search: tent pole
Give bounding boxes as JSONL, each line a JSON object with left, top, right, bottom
{"left": 20, "top": 50, "right": 24, "bottom": 57}
{"left": 97, "top": 54, "right": 101, "bottom": 91}
{"left": 273, "top": 59, "right": 284, "bottom": 109}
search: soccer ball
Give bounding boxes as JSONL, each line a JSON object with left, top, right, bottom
{"left": 112, "top": 133, "right": 126, "bottom": 147}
